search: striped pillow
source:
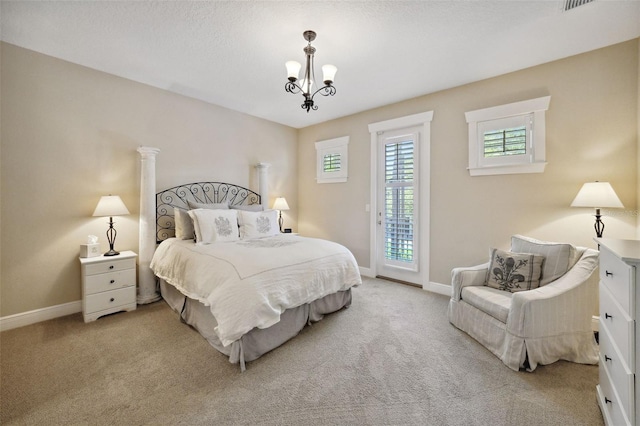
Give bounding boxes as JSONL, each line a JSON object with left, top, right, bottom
{"left": 510, "top": 235, "right": 575, "bottom": 286}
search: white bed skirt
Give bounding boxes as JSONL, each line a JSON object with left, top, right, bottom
{"left": 160, "top": 280, "right": 352, "bottom": 371}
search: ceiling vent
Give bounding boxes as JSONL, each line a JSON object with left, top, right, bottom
{"left": 563, "top": 0, "right": 595, "bottom": 12}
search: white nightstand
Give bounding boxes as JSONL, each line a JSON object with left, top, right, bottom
{"left": 79, "top": 250, "right": 137, "bottom": 322}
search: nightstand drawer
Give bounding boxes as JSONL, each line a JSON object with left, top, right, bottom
{"left": 599, "top": 326, "right": 634, "bottom": 417}
{"left": 85, "top": 286, "right": 136, "bottom": 313}
{"left": 84, "top": 257, "right": 136, "bottom": 276}
{"left": 600, "top": 247, "right": 634, "bottom": 315}
{"left": 599, "top": 362, "right": 633, "bottom": 426}
{"left": 600, "top": 282, "right": 635, "bottom": 370}
{"left": 84, "top": 269, "right": 136, "bottom": 295}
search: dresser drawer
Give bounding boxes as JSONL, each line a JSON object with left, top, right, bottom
{"left": 84, "top": 268, "right": 136, "bottom": 295}
{"left": 600, "top": 247, "right": 634, "bottom": 315}
{"left": 599, "top": 282, "right": 635, "bottom": 370}
{"left": 599, "top": 364, "right": 633, "bottom": 426}
{"left": 599, "top": 326, "right": 634, "bottom": 418}
{"left": 85, "top": 286, "right": 136, "bottom": 314}
{"left": 83, "top": 257, "right": 136, "bottom": 276}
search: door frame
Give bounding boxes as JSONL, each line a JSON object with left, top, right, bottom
{"left": 368, "top": 111, "right": 434, "bottom": 288}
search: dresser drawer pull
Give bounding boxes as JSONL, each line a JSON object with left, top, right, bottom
{"left": 110, "top": 280, "right": 115, "bottom": 284}
{"left": 605, "top": 397, "right": 612, "bottom": 404}
{"left": 605, "top": 270, "right": 613, "bottom": 277}
{"left": 109, "top": 265, "right": 114, "bottom": 270}
{"left": 604, "top": 312, "right": 613, "bottom": 319}
{"left": 604, "top": 354, "right": 612, "bottom": 362}
{"left": 110, "top": 298, "right": 115, "bottom": 302}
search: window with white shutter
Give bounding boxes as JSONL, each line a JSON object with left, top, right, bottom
{"left": 465, "top": 96, "right": 550, "bottom": 176}
{"left": 384, "top": 139, "right": 415, "bottom": 264}
{"left": 316, "top": 136, "right": 349, "bottom": 183}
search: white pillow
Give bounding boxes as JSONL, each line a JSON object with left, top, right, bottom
{"left": 174, "top": 208, "right": 195, "bottom": 240}
{"left": 188, "top": 209, "right": 239, "bottom": 244}
{"left": 237, "top": 209, "right": 279, "bottom": 239}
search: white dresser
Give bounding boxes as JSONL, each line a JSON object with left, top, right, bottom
{"left": 79, "top": 251, "right": 137, "bottom": 322}
{"left": 596, "top": 238, "right": 640, "bottom": 426}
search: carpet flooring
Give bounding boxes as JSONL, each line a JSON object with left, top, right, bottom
{"left": 0, "top": 277, "right": 603, "bottom": 425}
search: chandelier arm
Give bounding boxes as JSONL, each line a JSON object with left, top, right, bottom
{"left": 310, "top": 84, "right": 336, "bottom": 100}
{"left": 285, "top": 81, "right": 303, "bottom": 94}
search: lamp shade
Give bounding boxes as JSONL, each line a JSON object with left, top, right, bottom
{"left": 285, "top": 61, "right": 301, "bottom": 80}
{"left": 322, "top": 64, "right": 337, "bottom": 83}
{"left": 92, "top": 195, "right": 130, "bottom": 217}
{"left": 272, "top": 197, "right": 290, "bottom": 211}
{"left": 570, "top": 182, "right": 624, "bottom": 208}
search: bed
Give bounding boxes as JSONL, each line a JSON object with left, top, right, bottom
{"left": 138, "top": 153, "right": 361, "bottom": 371}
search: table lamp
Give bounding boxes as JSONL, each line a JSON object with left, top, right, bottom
{"left": 93, "top": 195, "right": 130, "bottom": 256}
{"left": 272, "top": 197, "right": 290, "bottom": 233}
{"left": 570, "top": 181, "right": 623, "bottom": 238}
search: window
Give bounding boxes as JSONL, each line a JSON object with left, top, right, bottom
{"left": 465, "top": 96, "right": 550, "bottom": 176}
{"left": 316, "top": 136, "right": 349, "bottom": 183}
{"left": 384, "top": 137, "right": 416, "bottom": 265}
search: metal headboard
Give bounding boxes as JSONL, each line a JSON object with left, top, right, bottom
{"left": 156, "top": 182, "right": 261, "bottom": 243}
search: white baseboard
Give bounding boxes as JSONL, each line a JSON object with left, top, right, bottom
{"left": 423, "top": 281, "right": 451, "bottom": 296}
{"left": 359, "top": 266, "right": 374, "bottom": 278}
{"left": 0, "top": 300, "right": 81, "bottom": 332}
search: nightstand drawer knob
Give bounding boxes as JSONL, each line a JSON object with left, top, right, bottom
{"left": 606, "top": 270, "right": 613, "bottom": 277}
{"left": 110, "top": 298, "right": 115, "bottom": 302}
{"left": 605, "top": 397, "right": 612, "bottom": 405}
{"left": 109, "top": 265, "right": 114, "bottom": 270}
{"left": 604, "top": 355, "right": 612, "bottom": 362}
{"left": 110, "top": 280, "right": 115, "bottom": 284}
{"left": 605, "top": 313, "right": 613, "bottom": 320}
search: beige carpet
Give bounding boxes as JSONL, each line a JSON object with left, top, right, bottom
{"left": 1, "top": 277, "right": 603, "bottom": 425}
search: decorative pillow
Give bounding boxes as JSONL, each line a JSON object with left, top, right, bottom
{"left": 486, "top": 248, "right": 544, "bottom": 293}
{"left": 186, "top": 200, "right": 229, "bottom": 210}
{"left": 510, "top": 235, "right": 575, "bottom": 286}
{"left": 230, "top": 204, "right": 264, "bottom": 212}
{"left": 187, "top": 209, "right": 239, "bottom": 244}
{"left": 174, "top": 208, "right": 195, "bottom": 240}
{"left": 237, "top": 209, "right": 279, "bottom": 239}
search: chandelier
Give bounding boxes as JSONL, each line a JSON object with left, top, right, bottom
{"left": 285, "top": 30, "right": 337, "bottom": 113}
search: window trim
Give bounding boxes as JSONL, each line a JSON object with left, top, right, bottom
{"left": 465, "top": 96, "right": 550, "bottom": 176}
{"left": 315, "top": 136, "right": 349, "bottom": 184}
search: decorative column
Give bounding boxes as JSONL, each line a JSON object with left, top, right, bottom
{"left": 255, "top": 162, "right": 270, "bottom": 209}
{"left": 137, "top": 146, "right": 161, "bottom": 304}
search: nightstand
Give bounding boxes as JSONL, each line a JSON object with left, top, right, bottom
{"left": 79, "top": 250, "right": 137, "bottom": 322}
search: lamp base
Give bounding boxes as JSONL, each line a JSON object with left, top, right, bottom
{"left": 104, "top": 249, "right": 120, "bottom": 256}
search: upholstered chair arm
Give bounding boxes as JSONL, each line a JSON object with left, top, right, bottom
{"left": 506, "top": 248, "right": 599, "bottom": 338}
{"left": 451, "top": 262, "right": 489, "bottom": 301}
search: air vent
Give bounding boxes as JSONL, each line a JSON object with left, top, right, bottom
{"left": 563, "top": 0, "right": 594, "bottom": 12}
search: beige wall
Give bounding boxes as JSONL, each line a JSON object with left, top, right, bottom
{"left": 298, "top": 39, "right": 639, "bottom": 286}
{"left": 0, "top": 43, "right": 298, "bottom": 317}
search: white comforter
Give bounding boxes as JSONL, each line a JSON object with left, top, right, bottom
{"left": 150, "top": 235, "right": 361, "bottom": 346}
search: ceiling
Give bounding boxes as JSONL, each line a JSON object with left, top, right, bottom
{"left": 2, "top": 1, "right": 639, "bottom": 129}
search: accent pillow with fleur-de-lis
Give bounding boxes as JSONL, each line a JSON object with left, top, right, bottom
{"left": 238, "top": 210, "right": 279, "bottom": 239}
{"left": 486, "top": 248, "right": 544, "bottom": 293}
{"left": 187, "top": 208, "right": 239, "bottom": 244}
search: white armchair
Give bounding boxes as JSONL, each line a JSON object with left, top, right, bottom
{"left": 448, "top": 235, "right": 599, "bottom": 371}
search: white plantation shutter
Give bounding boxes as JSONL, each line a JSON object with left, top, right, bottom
{"left": 384, "top": 138, "right": 416, "bottom": 267}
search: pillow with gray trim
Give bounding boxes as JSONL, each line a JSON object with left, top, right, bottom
{"left": 511, "top": 235, "right": 575, "bottom": 286}
{"left": 230, "top": 204, "right": 264, "bottom": 212}
{"left": 486, "top": 248, "right": 544, "bottom": 293}
{"left": 186, "top": 200, "right": 229, "bottom": 210}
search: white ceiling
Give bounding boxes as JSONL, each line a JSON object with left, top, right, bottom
{"left": 2, "top": 1, "right": 639, "bottom": 129}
